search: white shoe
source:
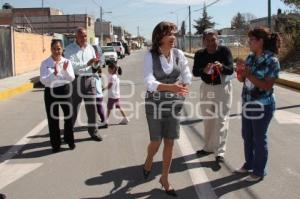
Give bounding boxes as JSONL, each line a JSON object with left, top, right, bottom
{"left": 119, "top": 118, "right": 129, "bottom": 125}
{"left": 234, "top": 166, "right": 251, "bottom": 174}
{"left": 98, "top": 121, "right": 107, "bottom": 126}
{"left": 245, "top": 174, "right": 263, "bottom": 182}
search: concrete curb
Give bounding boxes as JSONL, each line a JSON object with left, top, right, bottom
{"left": 0, "top": 82, "right": 34, "bottom": 100}
{"left": 275, "top": 78, "right": 300, "bottom": 90}
{"left": 184, "top": 52, "right": 300, "bottom": 91}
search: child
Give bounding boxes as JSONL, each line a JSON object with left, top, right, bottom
{"left": 93, "top": 67, "right": 108, "bottom": 128}
{"left": 103, "top": 61, "right": 129, "bottom": 125}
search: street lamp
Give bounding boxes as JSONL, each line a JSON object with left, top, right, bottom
{"left": 92, "top": 0, "right": 112, "bottom": 45}
{"left": 100, "top": 7, "right": 112, "bottom": 46}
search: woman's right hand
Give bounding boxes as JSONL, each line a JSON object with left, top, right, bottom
{"left": 170, "top": 84, "right": 188, "bottom": 96}
{"left": 236, "top": 58, "right": 245, "bottom": 82}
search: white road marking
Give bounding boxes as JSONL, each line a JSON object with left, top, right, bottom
{"left": 0, "top": 163, "right": 43, "bottom": 190}
{"left": 0, "top": 119, "right": 47, "bottom": 190}
{"left": 274, "top": 110, "right": 300, "bottom": 125}
{"left": 176, "top": 127, "right": 217, "bottom": 199}
{"left": 0, "top": 119, "right": 48, "bottom": 163}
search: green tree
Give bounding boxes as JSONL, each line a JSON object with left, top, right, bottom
{"left": 231, "top": 12, "right": 247, "bottom": 29}
{"left": 180, "top": 21, "right": 186, "bottom": 35}
{"left": 282, "top": 0, "right": 300, "bottom": 9}
{"left": 193, "top": 5, "right": 215, "bottom": 35}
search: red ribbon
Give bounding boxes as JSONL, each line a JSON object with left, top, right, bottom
{"left": 210, "top": 65, "right": 221, "bottom": 82}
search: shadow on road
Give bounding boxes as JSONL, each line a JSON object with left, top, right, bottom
{"left": 84, "top": 153, "right": 253, "bottom": 199}
{"left": 0, "top": 136, "right": 91, "bottom": 162}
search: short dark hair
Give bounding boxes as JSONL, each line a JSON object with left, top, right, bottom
{"left": 51, "top": 39, "right": 63, "bottom": 48}
{"left": 248, "top": 27, "right": 281, "bottom": 54}
{"left": 203, "top": 28, "right": 218, "bottom": 39}
{"left": 108, "top": 61, "right": 122, "bottom": 76}
{"left": 151, "top": 21, "right": 177, "bottom": 55}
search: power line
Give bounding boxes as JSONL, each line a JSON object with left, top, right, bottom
{"left": 194, "top": 0, "right": 221, "bottom": 12}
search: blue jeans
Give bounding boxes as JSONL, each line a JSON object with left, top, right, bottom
{"left": 242, "top": 102, "right": 275, "bottom": 177}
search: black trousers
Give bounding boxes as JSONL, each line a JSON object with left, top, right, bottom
{"left": 44, "top": 85, "right": 74, "bottom": 149}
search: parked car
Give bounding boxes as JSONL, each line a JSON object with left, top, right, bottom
{"left": 101, "top": 46, "right": 118, "bottom": 65}
{"left": 107, "top": 41, "right": 125, "bottom": 58}
{"left": 92, "top": 45, "right": 105, "bottom": 67}
{"left": 233, "top": 41, "right": 243, "bottom": 47}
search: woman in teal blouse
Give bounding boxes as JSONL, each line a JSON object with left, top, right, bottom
{"left": 236, "top": 28, "right": 281, "bottom": 182}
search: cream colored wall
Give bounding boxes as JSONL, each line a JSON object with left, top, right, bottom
{"left": 14, "top": 31, "right": 52, "bottom": 75}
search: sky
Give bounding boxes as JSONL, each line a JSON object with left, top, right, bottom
{"left": 2, "top": 0, "right": 291, "bottom": 40}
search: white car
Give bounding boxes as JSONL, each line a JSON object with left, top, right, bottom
{"left": 107, "top": 41, "right": 125, "bottom": 59}
{"left": 233, "top": 41, "right": 243, "bottom": 47}
{"left": 101, "top": 46, "right": 118, "bottom": 65}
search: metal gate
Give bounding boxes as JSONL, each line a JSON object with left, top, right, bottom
{"left": 0, "top": 26, "right": 12, "bottom": 79}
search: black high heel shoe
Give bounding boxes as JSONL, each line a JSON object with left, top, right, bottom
{"left": 142, "top": 166, "right": 151, "bottom": 180}
{"left": 159, "top": 178, "right": 177, "bottom": 197}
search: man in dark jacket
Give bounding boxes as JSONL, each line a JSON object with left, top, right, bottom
{"left": 192, "top": 29, "right": 234, "bottom": 164}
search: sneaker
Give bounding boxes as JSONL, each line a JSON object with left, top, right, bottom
{"left": 98, "top": 122, "right": 108, "bottom": 129}
{"left": 88, "top": 131, "right": 103, "bottom": 142}
{"left": 119, "top": 118, "right": 129, "bottom": 125}
{"left": 196, "top": 149, "right": 212, "bottom": 156}
{"left": 234, "top": 166, "right": 251, "bottom": 174}
{"left": 245, "top": 174, "right": 263, "bottom": 182}
{"left": 215, "top": 156, "right": 225, "bottom": 163}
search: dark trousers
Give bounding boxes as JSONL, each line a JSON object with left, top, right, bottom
{"left": 72, "top": 76, "right": 98, "bottom": 135}
{"left": 242, "top": 103, "right": 275, "bottom": 177}
{"left": 44, "top": 85, "right": 74, "bottom": 150}
{"left": 96, "top": 97, "right": 106, "bottom": 122}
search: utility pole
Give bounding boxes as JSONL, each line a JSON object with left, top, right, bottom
{"left": 189, "top": 5, "right": 191, "bottom": 53}
{"left": 100, "top": 6, "right": 103, "bottom": 46}
{"left": 92, "top": 0, "right": 111, "bottom": 45}
{"left": 137, "top": 26, "right": 140, "bottom": 37}
{"left": 268, "top": 0, "right": 272, "bottom": 30}
{"left": 42, "top": 0, "right": 45, "bottom": 52}
{"left": 42, "top": 0, "right": 44, "bottom": 35}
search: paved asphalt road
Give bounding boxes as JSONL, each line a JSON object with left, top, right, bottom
{"left": 0, "top": 48, "right": 300, "bottom": 199}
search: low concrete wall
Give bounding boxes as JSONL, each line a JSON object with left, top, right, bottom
{"left": 13, "top": 31, "right": 52, "bottom": 75}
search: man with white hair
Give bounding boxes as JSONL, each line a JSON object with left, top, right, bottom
{"left": 64, "top": 27, "right": 102, "bottom": 141}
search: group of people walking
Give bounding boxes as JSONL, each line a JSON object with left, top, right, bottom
{"left": 40, "top": 27, "right": 128, "bottom": 153}
{"left": 40, "top": 21, "right": 280, "bottom": 197}
{"left": 142, "top": 21, "right": 280, "bottom": 196}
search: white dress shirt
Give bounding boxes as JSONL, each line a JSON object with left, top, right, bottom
{"left": 64, "top": 42, "right": 97, "bottom": 75}
{"left": 40, "top": 56, "right": 75, "bottom": 88}
{"left": 144, "top": 48, "right": 192, "bottom": 92}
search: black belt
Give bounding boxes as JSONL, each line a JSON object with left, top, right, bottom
{"left": 75, "top": 74, "right": 92, "bottom": 78}
{"left": 205, "top": 82, "right": 221, "bottom": 85}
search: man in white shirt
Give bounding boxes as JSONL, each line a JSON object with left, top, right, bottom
{"left": 64, "top": 27, "right": 102, "bottom": 141}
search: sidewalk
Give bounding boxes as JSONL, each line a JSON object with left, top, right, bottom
{"left": 0, "top": 70, "right": 40, "bottom": 100}
{"left": 184, "top": 52, "right": 300, "bottom": 91}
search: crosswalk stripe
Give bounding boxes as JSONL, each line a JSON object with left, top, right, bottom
{"left": 0, "top": 119, "right": 48, "bottom": 164}
{"left": 176, "top": 127, "right": 217, "bottom": 199}
{"left": 0, "top": 163, "right": 43, "bottom": 190}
